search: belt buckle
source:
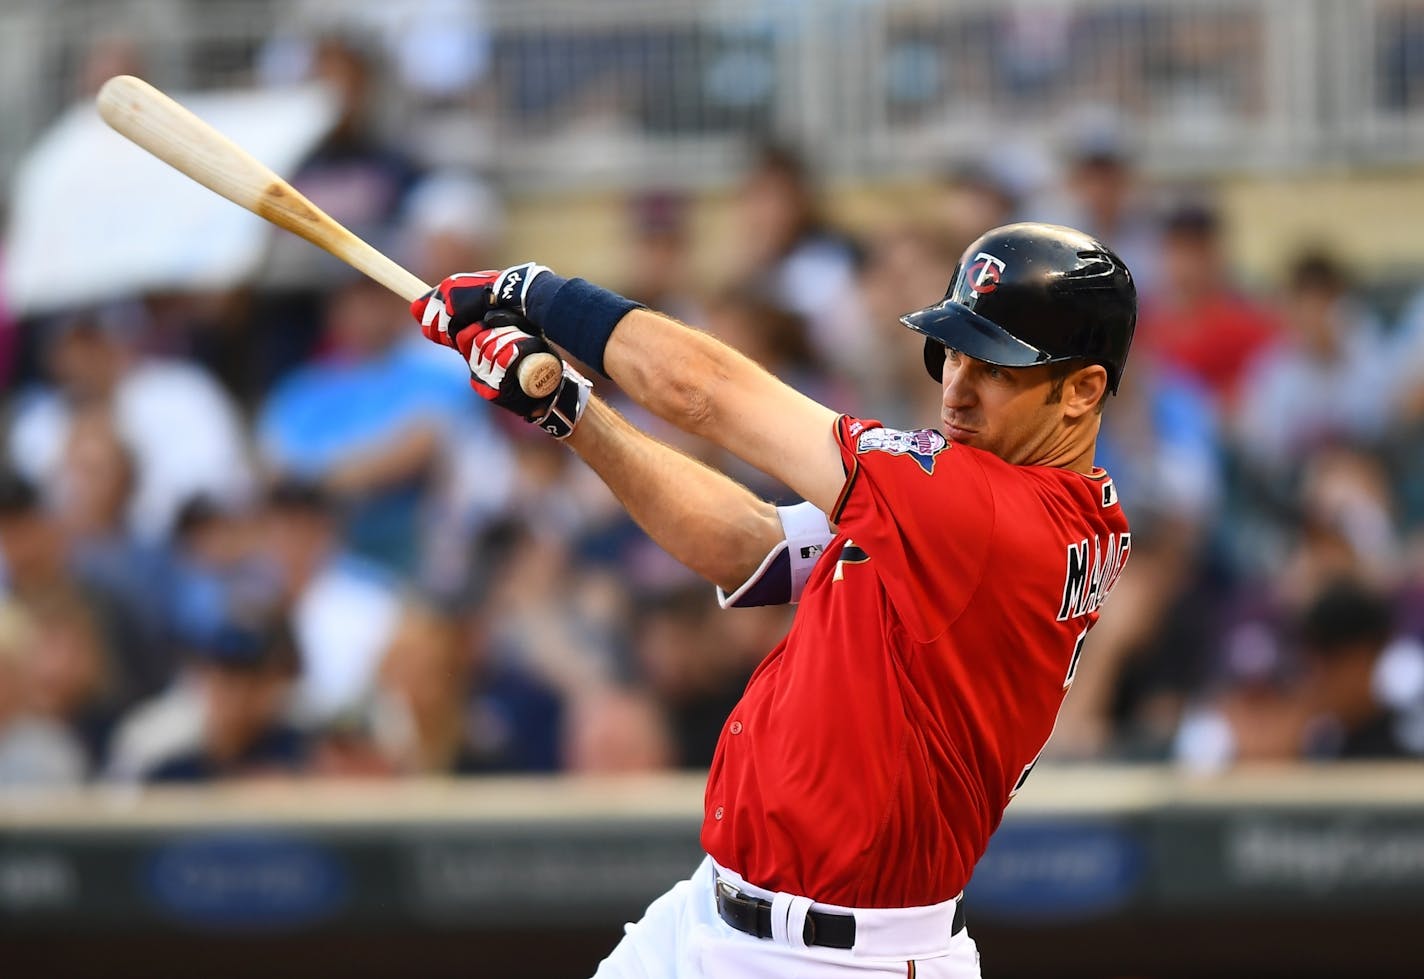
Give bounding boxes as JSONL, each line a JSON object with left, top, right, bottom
{"left": 716, "top": 879, "right": 739, "bottom": 903}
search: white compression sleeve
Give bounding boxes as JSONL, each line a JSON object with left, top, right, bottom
{"left": 716, "top": 501, "right": 835, "bottom": 608}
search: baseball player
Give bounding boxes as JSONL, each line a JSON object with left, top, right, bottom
{"left": 412, "top": 222, "right": 1136, "bottom": 978}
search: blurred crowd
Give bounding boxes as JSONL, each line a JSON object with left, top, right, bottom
{"left": 4, "top": 26, "right": 1424, "bottom": 793}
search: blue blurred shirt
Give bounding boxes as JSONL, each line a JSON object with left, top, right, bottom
{"left": 258, "top": 337, "right": 477, "bottom": 573}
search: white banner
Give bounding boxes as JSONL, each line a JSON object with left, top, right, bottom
{"left": 3, "top": 82, "right": 337, "bottom": 315}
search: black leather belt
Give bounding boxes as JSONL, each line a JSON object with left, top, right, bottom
{"left": 715, "top": 878, "right": 966, "bottom": 951}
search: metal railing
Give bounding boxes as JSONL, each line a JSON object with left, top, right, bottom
{"left": 3, "top": 0, "right": 1424, "bottom": 190}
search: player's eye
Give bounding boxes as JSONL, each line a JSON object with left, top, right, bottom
{"left": 985, "top": 365, "right": 1004, "bottom": 380}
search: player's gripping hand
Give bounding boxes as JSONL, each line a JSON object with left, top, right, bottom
{"left": 411, "top": 263, "right": 554, "bottom": 348}
{"left": 456, "top": 311, "right": 592, "bottom": 440}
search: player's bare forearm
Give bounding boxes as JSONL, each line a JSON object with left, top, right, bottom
{"left": 566, "top": 397, "right": 783, "bottom": 591}
{"left": 602, "top": 309, "right": 845, "bottom": 513}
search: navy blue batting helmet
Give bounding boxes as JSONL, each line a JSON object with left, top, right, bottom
{"left": 901, "top": 222, "right": 1136, "bottom": 393}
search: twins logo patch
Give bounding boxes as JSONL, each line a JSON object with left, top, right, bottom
{"left": 856, "top": 427, "right": 949, "bottom": 475}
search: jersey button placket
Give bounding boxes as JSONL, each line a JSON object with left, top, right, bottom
{"left": 713, "top": 806, "right": 724, "bottom": 820}
{"left": 729, "top": 720, "right": 743, "bottom": 735}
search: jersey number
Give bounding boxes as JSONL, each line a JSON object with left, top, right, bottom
{"left": 831, "top": 541, "right": 870, "bottom": 582}
{"left": 1010, "top": 626, "right": 1088, "bottom": 800}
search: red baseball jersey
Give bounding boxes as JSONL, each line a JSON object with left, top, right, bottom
{"left": 701, "top": 415, "right": 1132, "bottom": 908}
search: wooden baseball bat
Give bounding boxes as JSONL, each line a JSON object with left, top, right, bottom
{"left": 95, "top": 74, "right": 563, "bottom": 398}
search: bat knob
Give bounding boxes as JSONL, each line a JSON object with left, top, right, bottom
{"left": 518, "top": 352, "right": 563, "bottom": 398}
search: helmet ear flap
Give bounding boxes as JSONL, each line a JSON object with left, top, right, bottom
{"left": 923, "top": 338, "right": 947, "bottom": 382}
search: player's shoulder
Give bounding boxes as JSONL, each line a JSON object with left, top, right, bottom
{"left": 1017, "top": 463, "right": 1128, "bottom": 527}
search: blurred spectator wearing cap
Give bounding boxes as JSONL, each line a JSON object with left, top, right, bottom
{"left": 0, "top": 471, "right": 70, "bottom": 601}
{"left": 1299, "top": 578, "right": 1423, "bottom": 760}
{"left": 1172, "top": 614, "right": 1310, "bottom": 773}
{"left": 258, "top": 278, "right": 511, "bottom": 576}
{"left": 263, "top": 35, "right": 421, "bottom": 288}
{"left": 5, "top": 303, "right": 254, "bottom": 542}
{"left": 1041, "top": 114, "right": 1163, "bottom": 294}
{"left": 1234, "top": 249, "right": 1393, "bottom": 479}
{"left": 467, "top": 517, "right": 628, "bottom": 707}
{"left": 141, "top": 609, "right": 308, "bottom": 783}
{"left": 1226, "top": 445, "right": 1401, "bottom": 626}
{"left": 251, "top": 35, "right": 424, "bottom": 386}
{"left": 0, "top": 600, "right": 88, "bottom": 787}
{"left": 1135, "top": 199, "right": 1280, "bottom": 409}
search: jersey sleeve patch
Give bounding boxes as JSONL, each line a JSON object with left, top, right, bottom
{"left": 854, "top": 427, "right": 950, "bottom": 475}
{"left": 1101, "top": 479, "right": 1118, "bottom": 508}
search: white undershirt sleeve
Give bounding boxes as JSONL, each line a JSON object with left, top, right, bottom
{"left": 716, "top": 501, "right": 835, "bottom": 609}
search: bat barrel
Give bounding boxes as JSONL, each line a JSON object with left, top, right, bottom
{"left": 95, "top": 74, "right": 561, "bottom": 398}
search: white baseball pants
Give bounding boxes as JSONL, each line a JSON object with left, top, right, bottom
{"left": 591, "top": 857, "right": 982, "bottom": 979}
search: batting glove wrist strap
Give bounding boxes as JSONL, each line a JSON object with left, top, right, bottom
{"left": 525, "top": 277, "right": 642, "bottom": 379}
{"left": 533, "top": 364, "right": 593, "bottom": 440}
{"left": 491, "top": 262, "right": 554, "bottom": 316}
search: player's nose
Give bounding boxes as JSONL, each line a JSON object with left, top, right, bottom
{"left": 941, "top": 359, "right": 978, "bottom": 409}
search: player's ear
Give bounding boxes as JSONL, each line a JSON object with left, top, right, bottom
{"left": 1062, "top": 365, "right": 1108, "bottom": 420}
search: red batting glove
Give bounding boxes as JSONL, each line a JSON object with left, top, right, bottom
{"left": 451, "top": 311, "right": 594, "bottom": 439}
{"left": 449, "top": 311, "right": 559, "bottom": 420}
{"left": 410, "top": 271, "right": 500, "bottom": 348}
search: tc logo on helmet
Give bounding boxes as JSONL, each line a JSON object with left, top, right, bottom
{"left": 966, "top": 253, "right": 1006, "bottom": 294}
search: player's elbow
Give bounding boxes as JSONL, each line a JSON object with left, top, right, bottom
{"left": 648, "top": 346, "right": 724, "bottom": 437}
{"left": 675, "top": 378, "right": 717, "bottom": 436}
{"left": 708, "top": 504, "right": 784, "bottom": 593}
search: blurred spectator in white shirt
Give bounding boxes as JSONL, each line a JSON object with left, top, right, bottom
{"left": 6, "top": 304, "right": 254, "bottom": 542}
{"left": 259, "top": 481, "right": 404, "bottom": 729}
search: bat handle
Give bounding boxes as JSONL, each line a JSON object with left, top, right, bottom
{"left": 518, "top": 352, "right": 564, "bottom": 399}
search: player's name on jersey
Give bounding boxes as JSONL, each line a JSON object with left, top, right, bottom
{"left": 1056, "top": 532, "right": 1131, "bottom": 621}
